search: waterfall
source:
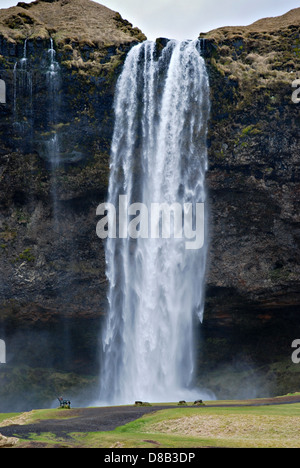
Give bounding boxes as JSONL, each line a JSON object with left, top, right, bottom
{"left": 98, "top": 40, "right": 213, "bottom": 405}
{"left": 13, "top": 39, "right": 32, "bottom": 132}
{"left": 43, "top": 38, "right": 62, "bottom": 231}
{"left": 46, "top": 38, "right": 71, "bottom": 365}
{"left": 46, "top": 38, "right": 61, "bottom": 169}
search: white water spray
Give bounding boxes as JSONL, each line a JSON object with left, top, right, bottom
{"left": 98, "top": 40, "right": 213, "bottom": 405}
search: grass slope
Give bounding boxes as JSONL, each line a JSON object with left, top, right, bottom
{"left": 1, "top": 398, "right": 300, "bottom": 448}
{"left": 0, "top": 0, "right": 146, "bottom": 44}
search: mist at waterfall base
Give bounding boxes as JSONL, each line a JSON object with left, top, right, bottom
{"left": 96, "top": 39, "right": 216, "bottom": 406}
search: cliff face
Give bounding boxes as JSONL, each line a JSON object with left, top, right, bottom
{"left": 204, "top": 8, "right": 300, "bottom": 308}
{"left": 197, "top": 8, "right": 300, "bottom": 398}
{"left": 0, "top": 1, "right": 299, "bottom": 409}
{"left": 0, "top": 0, "right": 146, "bottom": 410}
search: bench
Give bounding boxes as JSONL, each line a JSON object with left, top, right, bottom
{"left": 57, "top": 397, "right": 71, "bottom": 409}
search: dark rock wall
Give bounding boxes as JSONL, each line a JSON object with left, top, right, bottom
{"left": 197, "top": 20, "right": 300, "bottom": 398}
{"left": 0, "top": 33, "right": 137, "bottom": 410}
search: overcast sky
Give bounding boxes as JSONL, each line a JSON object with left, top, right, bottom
{"left": 1, "top": 0, "right": 299, "bottom": 40}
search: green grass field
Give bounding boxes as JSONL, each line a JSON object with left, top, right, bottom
{"left": 1, "top": 398, "right": 300, "bottom": 448}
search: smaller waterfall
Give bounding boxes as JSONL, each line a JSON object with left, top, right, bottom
{"left": 46, "top": 38, "right": 61, "bottom": 168}
{"left": 47, "top": 38, "right": 60, "bottom": 91}
{"left": 45, "top": 39, "right": 72, "bottom": 366}
{"left": 13, "top": 62, "right": 17, "bottom": 118}
{"left": 21, "top": 38, "right": 28, "bottom": 63}
{"left": 47, "top": 38, "right": 61, "bottom": 127}
{"left": 13, "top": 39, "right": 33, "bottom": 132}
{"left": 45, "top": 38, "right": 62, "bottom": 227}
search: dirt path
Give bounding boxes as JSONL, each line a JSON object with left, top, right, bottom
{"left": 0, "top": 405, "right": 172, "bottom": 440}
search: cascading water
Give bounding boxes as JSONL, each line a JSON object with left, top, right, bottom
{"left": 13, "top": 39, "right": 33, "bottom": 133}
{"left": 98, "top": 40, "right": 213, "bottom": 405}
{"left": 46, "top": 38, "right": 61, "bottom": 170}
{"left": 45, "top": 38, "right": 62, "bottom": 230}
{"left": 46, "top": 39, "right": 71, "bottom": 368}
